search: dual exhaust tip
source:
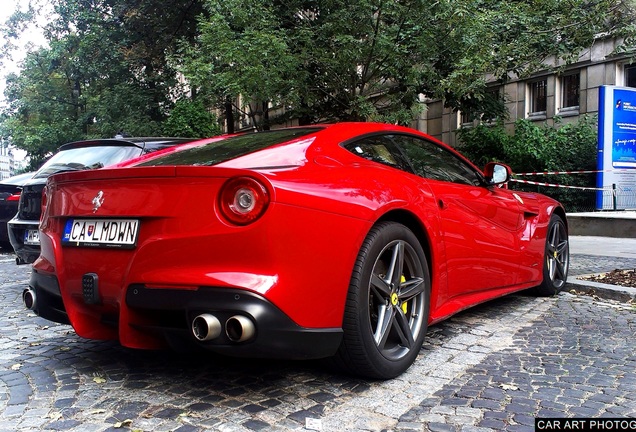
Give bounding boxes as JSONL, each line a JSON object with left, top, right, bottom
{"left": 191, "top": 313, "right": 255, "bottom": 343}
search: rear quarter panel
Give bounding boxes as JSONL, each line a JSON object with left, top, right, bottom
{"left": 261, "top": 158, "right": 449, "bottom": 321}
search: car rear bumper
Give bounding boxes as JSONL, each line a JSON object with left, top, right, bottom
{"left": 8, "top": 218, "right": 40, "bottom": 264}
{"left": 28, "top": 270, "right": 342, "bottom": 360}
{"left": 27, "top": 269, "right": 71, "bottom": 324}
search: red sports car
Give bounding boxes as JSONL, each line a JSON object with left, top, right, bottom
{"left": 27, "top": 123, "right": 569, "bottom": 379}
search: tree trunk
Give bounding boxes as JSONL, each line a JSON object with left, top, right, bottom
{"left": 225, "top": 96, "right": 234, "bottom": 134}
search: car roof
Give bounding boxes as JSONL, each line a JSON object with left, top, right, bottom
{"left": 118, "top": 123, "right": 455, "bottom": 170}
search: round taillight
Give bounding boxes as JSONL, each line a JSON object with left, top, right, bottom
{"left": 219, "top": 177, "right": 269, "bottom": 225}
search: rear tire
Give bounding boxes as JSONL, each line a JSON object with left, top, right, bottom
{"left": 334, "top": 222, "right": 430, "bottom": 379}
{"left": 533, "top": 214, "right": 569, "bottom": 296}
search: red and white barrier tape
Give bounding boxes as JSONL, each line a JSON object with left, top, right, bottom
{"left": 514, "top": 169, "right": 629, "bottom": 177}
{"left": 509, "top": 178, "right": 612, "bottom": 191}
{"left": 510, "top": 169, "right": 636, "bottom": 190}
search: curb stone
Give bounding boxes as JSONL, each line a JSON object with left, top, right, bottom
{"left": 565, "top": 276, "right": 636, "bottom": 303}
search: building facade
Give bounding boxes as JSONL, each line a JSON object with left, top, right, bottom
{"left": 418, "top": 37, "right": 636, "bottom": 147}
{"left": 0, "top": 144, "right": 22, "bottom": 180}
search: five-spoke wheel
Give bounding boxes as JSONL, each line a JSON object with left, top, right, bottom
{"left": 335, "top": 222, "right": 430, "bottom": 379}
{"left": 534, "top": 214, "right": 569, "bottom": 296}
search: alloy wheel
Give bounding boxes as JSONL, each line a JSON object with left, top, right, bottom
{"left": 368, "top": 239, "right": 427, "bottom": 361}
{"left": 546, "top": 218, "right": 569, "bottom": 288}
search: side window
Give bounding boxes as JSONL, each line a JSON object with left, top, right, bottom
{"left": 343, "top": 135, "right": 410, "bottom": 171}
{"left": 393, "top": 135, "right": 483, "bottom": 186}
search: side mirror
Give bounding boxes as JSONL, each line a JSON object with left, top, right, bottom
{"left": 484, "top": 162, "right": 511, "bottom": 185}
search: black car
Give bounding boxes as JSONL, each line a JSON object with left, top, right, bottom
{"left": 8, "top": 137, "right": 194, "bottom": 264}
{"left": 0, "top": 172, "right": 35, "bottom": 249}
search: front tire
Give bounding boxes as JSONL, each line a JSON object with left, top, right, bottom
{"left": 534, "top": 214, "right": 569, "bottom": 296}
{"left": 335, "top": 222, "right": 430, "bottom": 379}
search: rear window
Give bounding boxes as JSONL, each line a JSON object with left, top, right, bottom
{"left": 0, "top": 172, "right": 34, "bottom": 185}
{"left": 34, "top": 145, "right": 143, "bottom": 178}
{"left": 138, "top": 128, "right": 323, "bottom": 167}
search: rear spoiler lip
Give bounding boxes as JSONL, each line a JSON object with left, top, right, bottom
{"left": 47, "top": 165, "right": 274, "bottom": 184}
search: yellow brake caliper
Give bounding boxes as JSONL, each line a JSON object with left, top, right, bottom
{"left": 400, "top": 275, "right": 408, "bottom": 314}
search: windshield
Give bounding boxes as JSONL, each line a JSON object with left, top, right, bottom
{"left": 138, "top": 128, "right": 323, "bottom": 167}
{"left": 34, "top": 145, "right": 143, "bottom": 178}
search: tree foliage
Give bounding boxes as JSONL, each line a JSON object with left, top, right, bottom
{"left": 178, "top": 0, "right": 636, "bottom": 128}
{"left": 1, "top": 0, "right": 635, "bottom": 165}
{"left": 0, "top": 0, "right": 209, "bottom": 168}
{"left": 162, "top": 99, "right": 221, "bottom": 138}
{"left": 458, "top": 116, "right": 598, "bottom": 173}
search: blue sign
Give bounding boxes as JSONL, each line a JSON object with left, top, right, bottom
{"left": 597, "top": 86, "right": 636, "bottom": 209}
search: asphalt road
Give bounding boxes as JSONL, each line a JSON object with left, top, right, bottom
{"left": 0, "top": 244, "right": 635, "bottom": 432}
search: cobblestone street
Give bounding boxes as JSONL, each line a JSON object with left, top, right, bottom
{"left": 0, "top": 246, "right": 635, "bottom": 432}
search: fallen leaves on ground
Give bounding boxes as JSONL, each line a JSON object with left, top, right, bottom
{"left": 578, "top": 269, "right": 636, "bottom": 288}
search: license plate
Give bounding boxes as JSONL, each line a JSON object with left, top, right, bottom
{"left": 24, "top": 229, "right": 40, "bottom": 245}
{"left": 62, "top": 219, "right": 140, "bottom": 248}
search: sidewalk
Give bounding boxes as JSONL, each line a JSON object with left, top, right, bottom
{"left": 567, "top": 235, "right": 636, "bottom": 302}
{"left": 569, "top": 235, "right": 636, "bottom": 258}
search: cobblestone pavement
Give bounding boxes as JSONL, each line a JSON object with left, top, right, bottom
{"left": 0, "top": 247, "right": 635, "bottom": 432}
{"left": 568, "top": 254, "right": 636, "bottom": 276}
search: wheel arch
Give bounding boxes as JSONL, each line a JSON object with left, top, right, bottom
{"left": 375, "top": 209, "right": 433, "bottom": 277}
{"left": 551, "top": 205, "right": 568, "bottom": 231}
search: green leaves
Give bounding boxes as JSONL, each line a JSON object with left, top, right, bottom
{"left": 458, "top": 115, "right": 599, "bottom": 210}
{"left": 2, "top": 0, "right": 635, "bottom": 164}
{"left": 162, "top": 99, "right": 221, "bottom": 138}
{"left": 459, "top": 116, "right": 598, "bottom": 174}
{"left": 179, "top": 0, "right": 636, "bottom": 127}
{"left": 0, "top": 0, "right": 210, "bottom": 167}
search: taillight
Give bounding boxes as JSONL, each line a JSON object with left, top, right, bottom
{"left": 7, "top": 191, "right": 21, "bottom": 201}
{"left": 40, "top": 186, "right": 48, "bottom": 221}
{"left": 219, "top": 177, "right": 269, "bottom": 225}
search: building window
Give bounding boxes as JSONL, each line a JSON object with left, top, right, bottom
{"left": 482, "top": 87, "right": 503, "bottom": 123}
{"left": 561, "top": 73, "right": 580, "bottom": 109}
{"left": 459, "top": 110, "right": 472, "bottom": 126}
{"left": 529, "top": 79, "right": 547, "bottom": 116}
{"left": 626, "top": 65, "right": 636, "bottom": 88}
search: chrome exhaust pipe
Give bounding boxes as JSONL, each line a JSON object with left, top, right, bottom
{"left": 226, "top": 315, "right": 255, "bottom": 343}
{"left": 23, "top": 288, "right": 36, "bottom": 310}
{"left": 191, "top": 314, "right": 222, "bottom": 341}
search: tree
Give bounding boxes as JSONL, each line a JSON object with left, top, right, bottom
{"left": 0, "top": 41, "right": 90, "bottom": 168}
{"left": 0, "top": 0, "right": 208, "bottom": 166}
{"left": 3, "top": 0, "right": 635, "bottom": 163}
{"left": 162, "top": 99, "right": 221, "bottom": 137}
{"left": 178, "top": 0, "right": 636, "bottom": 128}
